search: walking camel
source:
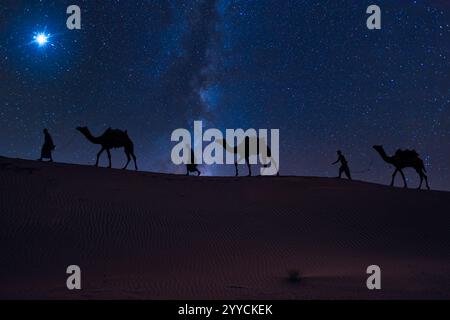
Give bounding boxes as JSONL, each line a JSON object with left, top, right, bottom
{"left": 373, "top": 145, "right": 429, "bottom": 190}
{"left": 216, "top": 136, "right": 278, "bottom": 176}
{"left": 76, "top": 126, "right": 138, "bottom": 170}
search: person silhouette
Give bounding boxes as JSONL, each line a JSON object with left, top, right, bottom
{"left": 38, "top": 129, "right": 55, "bottom": 162}
{"left": 186, "top": 147, "right": 201, "bottom": 176}
{"left": 332, "top": 150, "right": 352, "bottom": 180}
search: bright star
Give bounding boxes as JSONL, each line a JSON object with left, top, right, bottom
{"left": 34, "top": 33, "right": 49, "bottom": 46}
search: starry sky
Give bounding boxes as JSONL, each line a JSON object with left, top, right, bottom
{"left": 1, "top": 0, "right": 449, "bottom": 190}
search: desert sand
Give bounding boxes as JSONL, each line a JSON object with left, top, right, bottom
{"left": 0, "top": 156, "right": 449, "bottom": 299}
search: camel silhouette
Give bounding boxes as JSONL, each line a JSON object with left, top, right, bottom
{"left": 216, "top": 136, "right": 278, "bottom": 176}
{"left": 373, "top": 145, "right": 430, "bottom": 190}
{"left": 76, "top": 126, "right": 138, "bottom": 170}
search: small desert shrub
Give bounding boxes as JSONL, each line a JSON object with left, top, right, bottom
{"left": 287, "top": 270, "right": 301, "bottom": 284}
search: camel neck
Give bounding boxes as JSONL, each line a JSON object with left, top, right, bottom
{"left": 376, "top": 148, "right": 393, "bottom": 164}
{"left": 83, "top": 130, "right": 101, "bottom": 144}
{"left": 217, "top": 140, "right": 234, "bottom": 153}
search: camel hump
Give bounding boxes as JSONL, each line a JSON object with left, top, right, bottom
{"left": 395, "top": 149, "right": 419, "bottom": 158}
{"left": 109, "top": 128, "right": 127, "bottom": 136}
{"left": 102, "top": 128, "right": 131, "bottom": 142}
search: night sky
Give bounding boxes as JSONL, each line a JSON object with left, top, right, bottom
{"left": 1, "top": 1, "right": 449, "bottom": 190}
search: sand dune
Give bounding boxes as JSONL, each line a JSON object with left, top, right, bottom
{"left": 0, "top": 156, "right": 449, "bottom": 299}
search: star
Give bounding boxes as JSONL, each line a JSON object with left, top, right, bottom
{"left": 33, "top": 33, "right": 49, "bottom": 47}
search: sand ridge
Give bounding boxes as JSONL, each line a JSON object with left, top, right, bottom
{"left": 0, "top": 156, "right": 449, "bottom": 299}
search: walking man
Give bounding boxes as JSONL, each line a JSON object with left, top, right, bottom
{"left": 332, "top": 150, "right": 352, "bottom": 180}
{"left": 38, "top": 128, "right": 55, "bottom": 162}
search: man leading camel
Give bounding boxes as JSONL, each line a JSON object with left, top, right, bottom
{"left": 332, "top": 150, "right": 352, "bottom": 180}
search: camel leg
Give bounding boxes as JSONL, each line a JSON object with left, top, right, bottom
{"left": 390, "top": 169, "right": 398, "bottom": 187}
{"left": 123, "top": 151, "right": 131, "bottom": 170}
{"left": 417, "top": 170, "right": 423, "bottom": 190}
{"left": 196, "top": 168, "right": 201, "bottom": 176}
{"left": 246, "top": 157, "right": 251, "bottom": 177}
{"left": 399, "top": 169, "right": 407, "bottom": 188}
{"left": 106, "top": 149, "right": 112, "bottom": 168}
{"left": 234, "top": 162, "right": 238, "bottom": 176}
{"left": 423, "top": 173, "right": 430, "bottom": 190}
{"left": 274, "top": 158, "right": 280, "bottom": 176}
{"left": 96, "top": 148, "right": 105, "bottom": 167}
{"left": 132, "top": 153, "right": 138, "bottom": 171}
{"left": 423, "top": 172, "right": 430, "bottom": 190}
{"left": 269, "top": 157, "right": 280, "bottom": 176}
